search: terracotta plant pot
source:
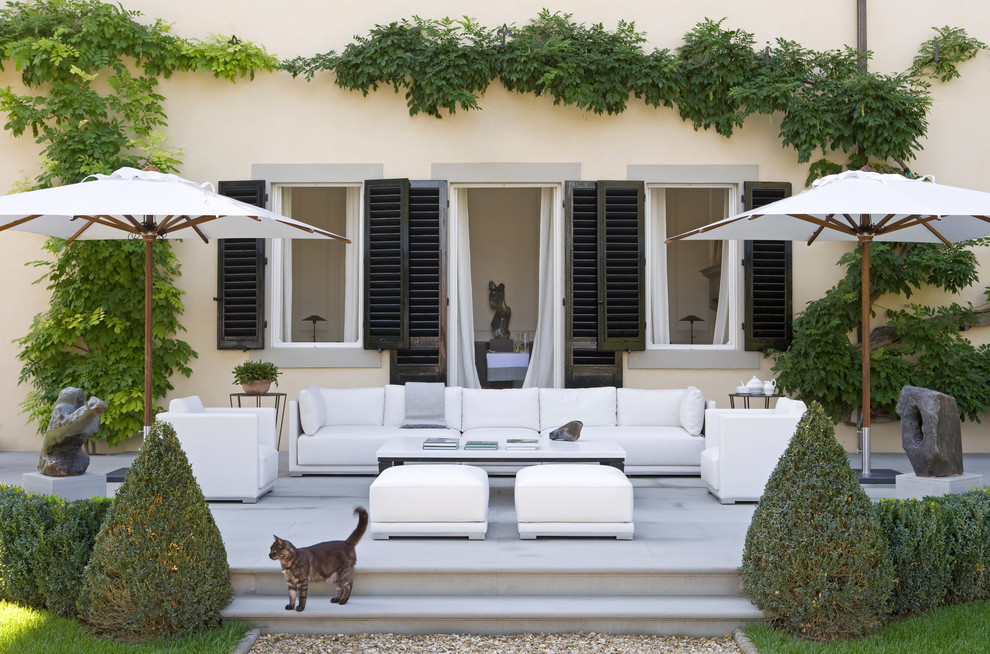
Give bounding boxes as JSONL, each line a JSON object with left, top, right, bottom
{"left": 241, "top": 380, "right": 272, "bottom": 395}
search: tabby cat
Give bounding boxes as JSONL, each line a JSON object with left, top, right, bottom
{"left": 268, "top": 506, "right": 368, "bottom": 611}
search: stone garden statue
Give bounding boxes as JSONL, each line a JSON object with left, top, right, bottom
{"left": 489, "top": 281, "right": 511, "bottom": 340}
{"left": 896, "top": 385, "right": 963, "bottom": 477}
{"left": 37, "top": 387, "right": 108, "bottom": 477}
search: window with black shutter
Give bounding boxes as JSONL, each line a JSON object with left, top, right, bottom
{"left": 364, "top": 179, "right": 448, "bottom": 383}
{"left": 217, "top": 180, "right": 266, "bottom": 350}
{"left": 743, "top": 181, "right": 793, "bottom": 351}
{"left": 564, "top": 180, "right": 645, "bottom": 387}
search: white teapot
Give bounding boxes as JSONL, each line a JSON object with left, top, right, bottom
{"left": 763, "top": 379, "right": 777, "bottom": 395}
{"left": 745, "top": 376, "right": 763, "bottom": 393}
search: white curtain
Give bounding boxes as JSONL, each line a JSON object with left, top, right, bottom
{"left": 711, "top": 191, "right": 731, "bottom": 345}
{"left": 343, "top": 187, "right": 360, "bottom": 342}
{"left": 523, "top": 188, "right": 556, "bottom": 388}
{"left": 451, "top": 188, "right": 481, "bottom": 388}
{"left": 649, "top": 188, "right": 671, "bottom": 344}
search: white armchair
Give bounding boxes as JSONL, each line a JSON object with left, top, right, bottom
{"left": 700, "top": 398, "right": 807, "bottom": 504}
{"left": 156, "top": 396, "right": 278, "bottom": 503}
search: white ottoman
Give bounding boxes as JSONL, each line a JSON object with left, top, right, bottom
{"left": 514, "top": 464, "right": 634, "bottom": 540}
{"left": 370, "top": 464, "right": 489, "bottom": 540}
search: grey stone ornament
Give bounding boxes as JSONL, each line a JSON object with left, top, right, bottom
{"left": 38, "top": 387, "right": 108, "bottom": 477}
{"left": 896, "top": 385, "right": 963, "bottom": 477}
{"left": 549, "top": 420, "right": 583, "bottom": 442}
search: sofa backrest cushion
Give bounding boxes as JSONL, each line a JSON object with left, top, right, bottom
{"left": 775, "top": 398, "right": 808, "bottom": 415}
{"left": 169, "top": 396, "right": 204, "bottom": 413}
{"left": 298, "top": 384, "right": 325, "bottom": 436}
{"left": 461, "top": 388, "right": 540, "bottom": 431}
{"left": 320, "top": 387, "right": 385, "bottom": 426}
{"left": 616, "top": 388, "right": 683, "bottom": 427}
{"left": 384, "top": 385, "right": 463, "bottom": 431}
{"left": 539, "top": 387, "right": 617, "bottom": 430}
{"left": 678, "top": 386, "right": 707, "bottom": 436}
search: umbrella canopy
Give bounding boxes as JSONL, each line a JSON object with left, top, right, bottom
{"left": 0, "top": 167, "right": 349, "bottom": 429}
{"left": 667, "top": 170, "right": 990, "bottom": 478}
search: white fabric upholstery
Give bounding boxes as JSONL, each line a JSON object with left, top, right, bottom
{"left": 616, "top": 388, "right": 682, "bottom": 426}
{"left": 297, "top": 384, "right": 324, "bottom": 435}
{"left": 169, "top": 396, "right": 204, "bottom": 413}
{"left": 700, "top": 400, "right": 807, "bottom": 504}
{"left": 384, "top": 385, "right": 463, "bottom": 431}
{"left": 538, "top": 387, "right": 616, "bottom": 430}
{"left": 370, "top": 464, "right": 489, "bottom": 539}
{"left": 157, "top": 396, "right": 277, "bottom": 503}
{"left": 321, "top": 387, "right": 385, "bottom": 426}
{"left": 678, "top": 386, "right": 706, "bottom": 435}
{"left": 514, "top": 464, "right": 633, "bottom": 539}
{"left": 461, "top": 388, "right": 540, "bottom": 431}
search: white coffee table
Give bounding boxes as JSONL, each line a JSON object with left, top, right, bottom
{"left": 376, "top": 437, "right": 626, "bottom": 474}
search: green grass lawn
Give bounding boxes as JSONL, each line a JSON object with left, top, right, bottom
{"left": 744, "top": 600, "right": 990, "bottom": 653}
{"left": 0, "top": 601, "right": 250, "bottom": 654}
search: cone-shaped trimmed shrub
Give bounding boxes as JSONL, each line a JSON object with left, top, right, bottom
{"left": 77, "top": 421, "right": 232, "bottom": 641}
{"left": 740, "top": 402, "right": 893, "bottom": 641}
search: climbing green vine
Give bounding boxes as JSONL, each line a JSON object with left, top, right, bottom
{"left": 0, "top": 0, "right": 277, "bottom": 445}
{"left": 283, "top": 12, "right": 986, "bottom": 181}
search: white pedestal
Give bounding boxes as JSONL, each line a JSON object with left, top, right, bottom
{"left": 21, "top": 472, "right": 107, "bottom": 501}
{"left": 895, "top": 472, "right": 985, "bottom": 500}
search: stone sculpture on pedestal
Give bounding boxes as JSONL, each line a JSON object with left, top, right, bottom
{"left": 896, "top": 385, "right": 963, "bottom": 477}
{"left": 37, "top": 387, "right": 108, "bottom": 477}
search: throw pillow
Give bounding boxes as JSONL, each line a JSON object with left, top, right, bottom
{"left": 298, "top": 385, "right": 325, "bottom": 435}
{"left": 679, "top": 386, "right": 706, "bottom": 435}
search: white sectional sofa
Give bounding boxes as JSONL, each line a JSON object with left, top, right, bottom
{"left": 289, "top": 385, "right": 713, "bottom": 476}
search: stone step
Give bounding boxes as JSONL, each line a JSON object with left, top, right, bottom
{"left": 232, "top": 565, "right": 745, "bottom": 598}
{"left": 223, "top": 594, "right": 762, "bottom": 637}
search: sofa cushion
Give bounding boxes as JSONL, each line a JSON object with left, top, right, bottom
{"left": 539, "top": 387, "right": 616, "bottom": 430}
{"left": 401, "top": 382, "right": 447, "bottom": 428}
{"left": 461, "top": 388, "right": 540, "bottom": 431}
{"left": 775, "top": 398, "right": 808, "bottom": 414}
{"left": 616, "top": 388, "right": 682, "bottom": 427}
{"left": 679, "top": 386, "right": 706, "bottom": 436}
{"left": 169, "top": 396, "right": 204, "bottom": 413}
{"left": 384, "top": 385, "right": 463, "bottom": 431}
{"left": 298, "top": 384, "right": 325, "bottom": 436}
{"left": 320, "top": 387, "right": 385, "bottom": 426}
{"left": 566, "top": 425, "right": 705, "bottom": 467}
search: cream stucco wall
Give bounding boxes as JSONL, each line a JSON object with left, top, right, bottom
{"left": 2, "top": 0, "right": 990, "bottom": 453}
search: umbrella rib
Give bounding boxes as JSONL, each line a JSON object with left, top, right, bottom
{"left": 663, "top": 215, "right": 752, "bottom": 243}
{"left": 792, "top": 214, "right": 858, "bottom": 237}
{"left": 0, "top": 214, "right": 43, "bottom": 233}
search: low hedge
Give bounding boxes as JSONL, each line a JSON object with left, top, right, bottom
{"left": 874, "top": 487, "right": 990, "bottom": 617}
{"left": 0, "top": 484, "right": 112, "bottom": 617}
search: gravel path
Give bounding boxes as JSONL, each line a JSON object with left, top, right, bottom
{"left": 248, "top": 632, "right": 744, "bottom": 653}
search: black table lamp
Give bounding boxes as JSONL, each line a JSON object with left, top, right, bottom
{"left": 303, "top": 314, "right": 327, "bottom": 342}
{"left": 680, "top": 314, "right": 703, "bottom": 344}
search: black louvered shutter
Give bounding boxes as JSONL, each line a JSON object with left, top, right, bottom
{"left": 391, "top": 181, "right": 447, "bottom": 383}
{"left": 217, "top": 180, "right": 266, "bottom": 350}
{"left": 599, "top": 181, "right": 645, "bottom": 351}
{"left": 364, "top": 179, "right": 409, "bottom": 351}
{"left": 744, "top": 181, "right": 793, "bottom": 351}
{"left": 564, "top": 181, "right": 644, "bottom": 388}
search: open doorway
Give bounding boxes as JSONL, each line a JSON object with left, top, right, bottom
{"left": 466, "top": 188, "right": 542, "bottom": 387}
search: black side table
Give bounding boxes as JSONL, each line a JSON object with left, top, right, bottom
{"left": 728, "top": 393, "right": 782, "bottom": 409}
{"left": 230, "top": 392, "right": 287, "bottom": 449}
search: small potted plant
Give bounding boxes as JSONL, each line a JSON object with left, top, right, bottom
{"left": 232, "top": 360, "right": 281, "bottom": 395}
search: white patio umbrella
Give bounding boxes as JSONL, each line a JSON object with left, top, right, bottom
{"left": 667, "top": 169, "right": 990, "bottom": 479}
{"left": 0, "top": 167, "right": 349, "bottom": 429}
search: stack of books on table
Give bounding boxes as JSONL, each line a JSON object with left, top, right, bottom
{"left": 463, "top": 440, "right": 498, "bottom": 450}
{"left": 422, "top": 437, "right": 460, "bottom": 450}
{"left": 506, "top": 438, "right": 540, "bottom": 450}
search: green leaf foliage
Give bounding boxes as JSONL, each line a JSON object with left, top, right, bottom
{"left": 741, "top": 402, "right": 893, "bottom": 641}
{"left": 772, "top": 242, "right": 990, "bottom": 423}
{"left": 16, "top": 238, "right": 196, "bottom": 446}
{"left": 77, "top": 421, "right": 232, "bottom": 641}
{"left": 0, "top": 485, "right": 112, "bottom": 617}
{"left": 282, "top": 13, "right": 985, "bottom": 174}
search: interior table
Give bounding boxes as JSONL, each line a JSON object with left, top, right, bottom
{"left": 230, "top": 392, "right": 287, "bottom": 449}
{"left": 376, "top": 437, "right": 625, "bottom": 474}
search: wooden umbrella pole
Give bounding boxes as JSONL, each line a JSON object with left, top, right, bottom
{"left": 860, "top": 235, "right": 873, "bottom": 474}
{"left": 144, "top": 234, "right": 155, "bottom": 431}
